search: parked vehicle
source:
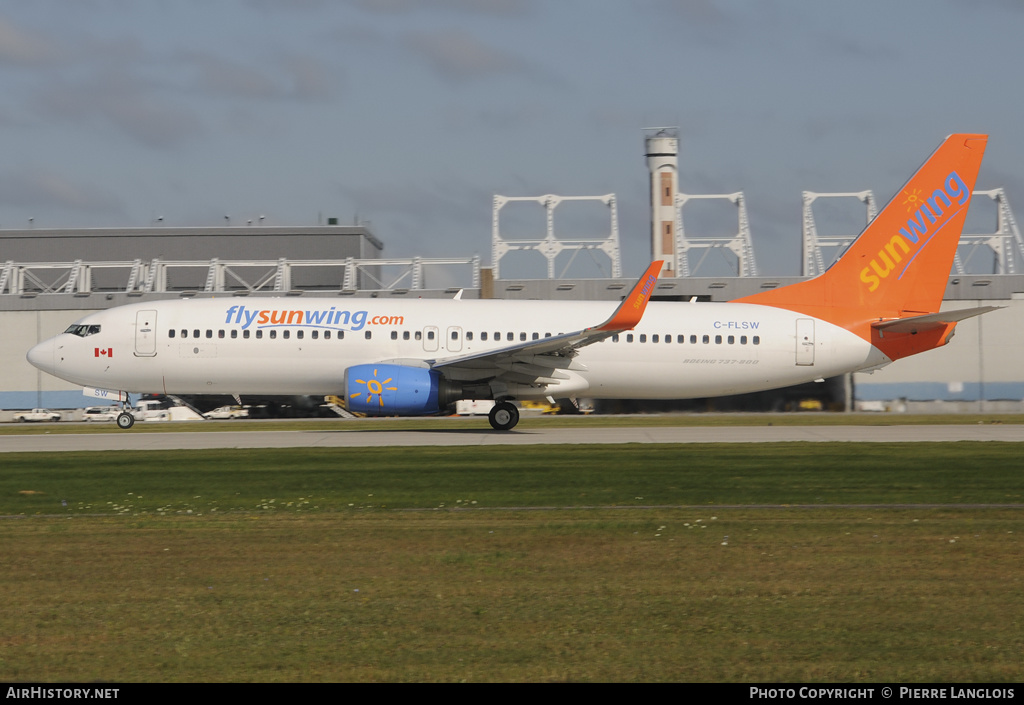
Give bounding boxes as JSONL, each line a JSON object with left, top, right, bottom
{"left": 132, "top": 400, "right": 170, "bottom": 422}
{"left": 455, "top": 400, "right": 494, "bottom": 416}
{"left": 83, "top": 406, "right": 120, "bottom": 422}
{"left": 13, "top": 408, "right": 61, "bottom": 423}
{"left": 203, "top": 405, "right": 249, "bottom": 420}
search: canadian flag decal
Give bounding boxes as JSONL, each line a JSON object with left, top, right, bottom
{"left": 94, "top": 347, "right": 113, "bottom": 358}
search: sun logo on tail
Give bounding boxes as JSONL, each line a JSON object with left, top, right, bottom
{"left": 902, "top": 188, "right": 923, "bottom": 213}
{"left": 349, "top": 368, "right": 397, "bottom": 408}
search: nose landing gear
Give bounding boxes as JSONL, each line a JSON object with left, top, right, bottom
{"left": 116, "top": 394, "right": 135, "bottom": 430}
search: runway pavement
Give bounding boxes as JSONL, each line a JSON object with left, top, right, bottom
{"left": 2, "top": 423, "right": 1023, "bottom": 452}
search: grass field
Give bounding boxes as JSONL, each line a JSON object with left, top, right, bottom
{"left": 2, "top": 442, "right": 1022, "bottom": 682}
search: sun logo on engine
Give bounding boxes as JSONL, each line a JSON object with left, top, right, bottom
{"left": 350, "top": 368, "right": 397, "bottom": 408}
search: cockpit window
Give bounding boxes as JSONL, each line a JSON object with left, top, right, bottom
{"left": 64, "top": 324, "right": 101, "bottom": 337}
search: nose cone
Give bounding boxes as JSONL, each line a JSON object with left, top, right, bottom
{"left": 27, "top": 338, "right": 55, "bottom": 375}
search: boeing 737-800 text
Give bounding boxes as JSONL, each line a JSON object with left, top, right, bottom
{"left": 27, "top": 134, "right": 995, "bottom": 430}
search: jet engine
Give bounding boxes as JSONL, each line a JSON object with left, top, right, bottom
{"left": 344, "top": 364, "right": 462, "bottom": 416}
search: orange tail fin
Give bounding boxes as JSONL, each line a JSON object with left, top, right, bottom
{"left": 734, "top": 133, "right": 988, "bottom": 351}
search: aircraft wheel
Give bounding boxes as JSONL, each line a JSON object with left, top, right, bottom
{"left": 116, "top": 412, "right": 135, "bottom": 430}
{"left": 488, "top": 401, "right": 519, "bottom": 431}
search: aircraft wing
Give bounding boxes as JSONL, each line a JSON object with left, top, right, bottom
{"left": 872, "top": 306, "right": 1002, "bottom": 336}
{"left": 429, "top": 261, "right": 663, "bottom": 385}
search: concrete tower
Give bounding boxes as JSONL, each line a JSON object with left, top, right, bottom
{"left": 644, "top": 127, "right": 679, "bottom": 276}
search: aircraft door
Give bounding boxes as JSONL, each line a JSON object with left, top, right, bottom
{"left": 447, "top": 326, "right": 463, "bottom": 352}
{"left": 796, "top": 318, "right": 814, "bottom": 366}
{"left": 135, "top": 310, "right": 158, "bottom": 357}
{"left": 423, "top": 326, "right": 439, "bottom": 352}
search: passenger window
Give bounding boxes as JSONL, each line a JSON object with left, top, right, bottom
{"left": 427, "top": 331, "right": 435, "bottom": 340}
{"left": 181, "top": 329, "right": 188, "bottom": 339}
{"left": 311, "top": 330, "right": 319, "bottom": 340}
{"left": 256, "top": 330, "right": 263, "bottom": 339}
{"left": 702, "top": 335, "right": 709, "bottom": 344}
{"left": 627, "top": 334, "right": 634, "bottom": 343}
{"left": 193, "top": 330, "right": 200, "bottom": 339}
{"left": 728, "top": 335, "right": 735, "bottom": 344}
{"left": 414, "top": 331, "right": 421, "bottom": 341}
{"left": 612, "top": 334, "right": 619, "bottom": 342}
{"left": 243, "top": 330, "right": 250, "bottom": 339}
{"left": 507, "top": 333, "right": 513, "bottom": 341}
{"left": 678, "top": 335, "right": 684, "bottom": 343}
{"left": 715, "top": 335, "right": 722, "bottom": 344}
{"left": 206, "top": 330, "right": 213, "bottom": 339}
{"left": 324, "top": 331, "right": 331, "bottom": 340}
{"left": 652, "top": 334, "right": 659, "bottom": 343}
{"left": 740, "top": 336, "right": 747, "bottom": 344}
{"left": 403, "top": 331, "right": 410, "bottom": 340}
{"left": 391, "top": 331, "right": 398, "bottom": 340}
{"left": 270, "top": 330, "right": 277, "bottom": 339}
{"left": 231, "top": 330, "right": 237, "bottom": 339}
{"left": 365, "top": 331, "right": 372, "bottom": 339}
{"left": 467, "top": 332, "right": 473, "bottom": 341}
{"left": 753, "top": 336, "right": 760, "bottom": 345}
{"left": 283, "top": 330, "right": 290, "bottom": 339}
{"left": 481, "top": 332, "right": 488, "bottom": 341}
{"left": 296, "top": 330, "right": 303, "bottom": 340}
{"left": 218, "top": 330, "right": 225, "bottom": 339}
{"left": 451, "top": 331, "right": 459, "bottom": 340}
{"left": 168, "top": 329, "right": 176, "bottom": 339}
{"left": 690, "top": 335, "right": 697, "bottom": 344}
{"left": 520, "top": 332, "right": 526, "bottom": 341}
{"left": 639, "top": 334, "right": 647, "bottom": 343}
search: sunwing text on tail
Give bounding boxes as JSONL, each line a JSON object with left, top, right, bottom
{"left": 28, "top": 134, "right": 994, "bottom": 430}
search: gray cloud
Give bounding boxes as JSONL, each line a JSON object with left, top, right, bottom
{"left": 245, "top": 0, "right": 331, "bottom": 11}
{"left": 33, "top": 71, "right": 206, "bottom": 149}
{"left": 402, "top": 28, "right": 529, "bottom": 82}
{"left": 345, "top": 0, "right": 532, "bottom": 16}
{"left": 24, "top": 41, "right": 340, "bottom": 150}
{"left": 190, "top": 53, "right": 281, "bottom": 99}
{"left": 649, "top": 0, "right": 734, "bottom": 27}
{"left": 186, "top": 51, "right": 338, "bottom": 102}
{"left": 280, "top": 54, "right": 338, "bottom": 100}
{"left": 0, "top": 167, "right": 123, "bottom": 215}
{"left": 0, "top": 16, "right": 61, "bottom": 66}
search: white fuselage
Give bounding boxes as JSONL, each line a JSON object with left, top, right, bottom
{"left": 28, "top": 297, "right": 890, "bottom": 401}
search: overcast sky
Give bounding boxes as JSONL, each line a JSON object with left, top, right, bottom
{"left": 0, "top": 0, "right": 1021, "bottom": 279}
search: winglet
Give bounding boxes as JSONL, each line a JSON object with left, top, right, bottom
{"left": 594, "top": 260, "right": 663, "bottom": 332}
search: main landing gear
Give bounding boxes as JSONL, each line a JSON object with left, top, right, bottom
{"left": 488, "top": 401, "right": 519, "bottom": 431}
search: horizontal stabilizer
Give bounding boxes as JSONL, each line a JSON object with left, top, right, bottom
{"left": 872, "top": 306, "right": 1002, "bottom": 335}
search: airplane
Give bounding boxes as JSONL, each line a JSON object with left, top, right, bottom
{"left": 27, "top": 133, "right": 997, "bottom": 431}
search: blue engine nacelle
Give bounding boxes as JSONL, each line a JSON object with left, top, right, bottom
{"left": 344, "top": 364, "right": 462, "bottom": 416}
